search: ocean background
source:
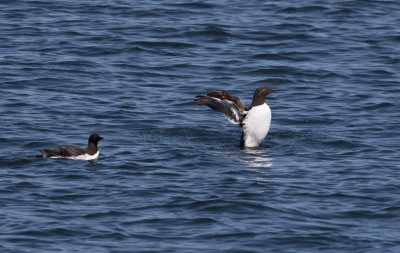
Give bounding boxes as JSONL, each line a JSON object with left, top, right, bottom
{"left": 1, "top": 0, "right": 399, "bottom": 252}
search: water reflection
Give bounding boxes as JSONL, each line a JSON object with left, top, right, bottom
{"left": 241, "top": 148, "right": 273, "bottom": 168}
{"left": 223, "top": 148, "right": 273, "bottom": 168}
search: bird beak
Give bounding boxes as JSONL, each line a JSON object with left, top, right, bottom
{"left": 100, "top": 137, "right": 104, "bottom": 140}
{"left": 271, "top": 89, "right": 280, "bottom": 93}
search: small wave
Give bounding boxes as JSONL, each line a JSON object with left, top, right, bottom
{"left": 167, "top": 2, "right": 216, "bottom": 9}
{"left": 134, "top": 40, "right": 197, "bottom": 49}
{"left": 184, "top": 25, "right": 234, "bottom": 38}
{"left": 278, "top": 5, "right": 329, "bottom": 14}
{"left": 363, "top": 102, "right": 396, "bottom": 110}
{"left": 83, "top": 210, "right": 129, "bottom": 219}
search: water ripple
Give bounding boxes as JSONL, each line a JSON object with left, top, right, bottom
{"left": 1, "top": 0, "right": 399, "bottom": 252}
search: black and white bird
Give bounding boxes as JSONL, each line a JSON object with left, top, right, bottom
{"left": 195, "top": 86, "right": 278, "bottom": 148}
{"left": 39, "top": 133, "right": 103, "bottom": 160}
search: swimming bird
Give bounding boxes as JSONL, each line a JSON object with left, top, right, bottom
{"left": 39, "top": 133, "right": 103, "bottom": 160}
{"left": 195, "top": 86, "right": 278, "bottom": 148}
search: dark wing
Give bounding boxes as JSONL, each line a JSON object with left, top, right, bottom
{"left": 206, "top": 90, "right": 246, "bottom": 112}
{"left": 194, "top": 90, "right": 247, "bottom": 125}
{"left": 40, "top": 146, "right": 86, "bottom": 158}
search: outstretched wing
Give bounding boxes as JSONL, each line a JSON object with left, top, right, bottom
{"left": 206, "top": 90, "right": 246, "bottom": 112}
{"left": 194, "top": 90, "right": 247, "bottom": 125}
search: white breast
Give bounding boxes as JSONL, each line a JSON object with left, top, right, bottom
{"left": 49, "top": 150, "right": 100, "bottom": 161}
{"left": 241, "top": 103, "right": 271, "bottom": 148}
{"left": 72, "top": 150, "right": 100, "bottom": 161}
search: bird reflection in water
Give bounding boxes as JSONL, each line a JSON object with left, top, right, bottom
{"left": 241, "top": 148, "right": 273, "bottom": 168}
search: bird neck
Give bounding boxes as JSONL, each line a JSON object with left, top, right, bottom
{"left": 250, "top": 95, "right": 266, "bottom": 109}
{"left": 87, "top": 142, "right": 98, "bottom": 154}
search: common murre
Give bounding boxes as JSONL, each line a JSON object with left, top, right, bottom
{"left": 39, "top": 133, "right": 103, "bottom": 160}
{"left": 195, "top": 86, "right": 278, "bottom": 148}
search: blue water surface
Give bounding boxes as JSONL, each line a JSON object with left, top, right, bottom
{"left": 0, "top": 0, "right": 399, "bottom": 252}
